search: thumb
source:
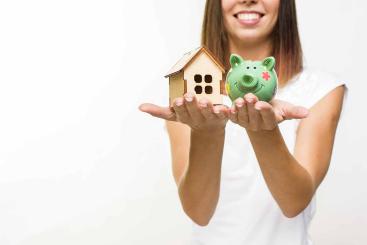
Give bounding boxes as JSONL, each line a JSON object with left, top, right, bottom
{"left": 283, "top": 105, "right": 309, "bottom": 120}
{"left": 138, "top": 103, "right": 176, "bottom": 121}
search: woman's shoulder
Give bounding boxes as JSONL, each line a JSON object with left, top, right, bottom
{"left": 301, "top": 67, "right": 345, "bottom": 86}
{"left": 278, "top": 67, "right": 348, "bottom": 109}
{"left": 282, "top": 67, "right": 344, "bottom": 90}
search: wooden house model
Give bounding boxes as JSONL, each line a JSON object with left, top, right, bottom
{"left": 165, "top": 46, "right": 226, "bottom": 105}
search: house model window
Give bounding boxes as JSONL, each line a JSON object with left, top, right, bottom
{"left": 165, "top": 46, "right": 226, "bottom": 105}
{"left": 194, "top": 74, "right": 214, "bottom": 95}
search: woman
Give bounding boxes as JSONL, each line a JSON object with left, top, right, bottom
{"left": 139, "top": 0, "right": 346, "bottom": 244}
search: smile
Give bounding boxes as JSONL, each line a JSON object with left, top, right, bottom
{"left": 234, "top": 11, "right": 264, "bottom": 26}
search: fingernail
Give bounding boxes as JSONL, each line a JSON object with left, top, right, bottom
{"left": 246, "top": 98, "right": 254, "bottom": 103}
{"left": 176, "top": 100, "right": 183, "bottom": 106}
{"left": 214, "top": 108, "right": 220, "bottom": 114}
{"left": 185, "top": 96, "right": 193, "bottom": 102}
{"left": 300, "top": 108, "right": 309, "bottom": 116}
{"left": 199, "top": 103, "right": 207, "bottom": 108}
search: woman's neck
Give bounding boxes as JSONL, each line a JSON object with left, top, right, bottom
{"left": 228, "top": 37, "right": 273, "bottom": 61}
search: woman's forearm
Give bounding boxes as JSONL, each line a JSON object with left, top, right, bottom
{"left": 178, "top": 128, "right": 225, "bottom": 226}
{"left": 246, "top": 126, "right": 315, "bottom": 218}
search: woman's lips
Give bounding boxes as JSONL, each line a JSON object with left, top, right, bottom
{"left": 234, "top": 11, "right": 264, "bottom": 26}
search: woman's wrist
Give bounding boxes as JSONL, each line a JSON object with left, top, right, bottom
{"left": 245, "top": 125, "right": 280, "bottom": 139}
{"left": 191, "top": 127, "right": 226, "bottom": 138}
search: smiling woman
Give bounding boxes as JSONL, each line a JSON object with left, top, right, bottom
{"left": 203, "top": 0, "right": 302, "bottom": 86}
{"left": 139, "top": 0, "right": 347, "bottom": 244}
{"left": 222, "top": 0, "right": 279, "bottom": 41}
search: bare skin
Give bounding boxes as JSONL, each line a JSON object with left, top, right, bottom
{"left": 139, "top": 0, "right": 346, "bottom": 225}
{"left": 139, "top": 93, "right": 310, "bottom": 225}
{"left": 230, "top": 89, "right": 345, "bottom": 217}
{"left": 139, "top": 93, "right": 229, "bottom": 225}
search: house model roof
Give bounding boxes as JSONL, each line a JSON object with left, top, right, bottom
{"left": 164, "top": 46, "right": 225, "bottom": 78}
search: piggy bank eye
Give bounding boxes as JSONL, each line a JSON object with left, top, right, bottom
{"left": 254, "top": 67, "right": 257, "bottom": 69}
{"left": 246, "top": 66, "right": 250, "bottom": 69}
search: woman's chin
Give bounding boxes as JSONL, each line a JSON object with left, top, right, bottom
{"left": 233, "top": 32, "right": 268, "bottom": 45}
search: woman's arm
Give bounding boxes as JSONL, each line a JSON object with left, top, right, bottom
{"left": 140, "top": 92, "right": 228, "bottom": 226}
{"left": 166, "top": 120, "right": 225, "bottom": 226}
{"left": 242, "top": 85, "right": 345, "bottom": 217}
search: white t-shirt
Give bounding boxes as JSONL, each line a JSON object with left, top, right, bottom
{"left": 189, "top": 68, "right": 348, "bottom": 245}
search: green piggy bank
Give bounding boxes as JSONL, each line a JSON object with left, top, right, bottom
{"left": 225, "top": 54, "right": 278, "bottom": 102}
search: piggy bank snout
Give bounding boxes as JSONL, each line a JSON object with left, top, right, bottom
{"left": 243, "top": 74, "right": 255, "bottom": 84}
{"left": 238, "top": 74, "right": 258, "bottom": 90}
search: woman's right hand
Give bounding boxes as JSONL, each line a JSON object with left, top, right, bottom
{"left": 139, "top": 92, "right": 229, "bottom": 133}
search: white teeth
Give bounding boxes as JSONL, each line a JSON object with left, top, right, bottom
{"left": 237, "top": 13, "right": 261, "bottom": 21}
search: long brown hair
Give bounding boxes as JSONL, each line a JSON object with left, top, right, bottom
{"left": 201, "top": 0, "right": 303, "bottom": 86}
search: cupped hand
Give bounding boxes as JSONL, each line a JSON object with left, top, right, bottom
{"left": 228, "top": 93, "right": 309, "bottom": 132}
{"left": 139, "top": 92, "right": 229, "bottom": 132}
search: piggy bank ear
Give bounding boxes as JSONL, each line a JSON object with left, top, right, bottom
{"left": 262, "top": 57, "right": 275, "bottom": 70}
{"left": 230, "top": 54, "right": 244, "bottom": 68}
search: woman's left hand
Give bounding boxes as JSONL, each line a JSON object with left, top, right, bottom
{"left": 229, "top": 93, "right": 309, "bottom": 132}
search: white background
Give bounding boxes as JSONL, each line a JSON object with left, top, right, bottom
{"left": 0, "top": 0, "right": 366, "bottom": 244}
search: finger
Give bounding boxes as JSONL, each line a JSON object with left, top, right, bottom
{"left": 184, "top": 92, "right": 205, "bottom": 124}
{"left": 244, "top": 93, "right": 259, "bottom": 103}
{"left": 235, "top": 97, "right": 249, "bottom": 126}
{"left": 139, "top": 103, "right": 176, "bottom": 121}
{"left": 245, "top": 93, "right": 261, "bottom": 131}
{"left": 198, "top": 98, "right": 216, "bottom": 120}
{"left": 255, "top": 101, "right": 277, "bottom": 130}
{"left": 213, "top": 104, "right": 228, "bottom": 120}
{"left": 172, "top": 97, "right": 190, "bottom": 123}
{"left": 284, "top": 106, "right": 309, "bottom": 119}
{"left": 271, "top": 100, "right": 309, "bottom": 121}
{"left": 228, "top": 103, "right": 238, "bottom": 123}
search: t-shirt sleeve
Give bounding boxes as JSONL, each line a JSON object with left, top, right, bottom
{"left": 303, "top": 71, "right": 348, "bottom": 117}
